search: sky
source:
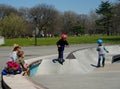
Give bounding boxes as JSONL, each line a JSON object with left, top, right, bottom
{"left": 0, "top": 0, "right": 117, "bottom": 14}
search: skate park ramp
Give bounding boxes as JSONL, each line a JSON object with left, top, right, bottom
{"left": 32, "top": 45, "right": 120, "bottom": 89}
{"left": 35, "top": 45, "right": 120, "bottom": 75}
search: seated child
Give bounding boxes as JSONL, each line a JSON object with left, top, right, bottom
{"left": 15, "top": 51, "right": 30, "bottom": 76}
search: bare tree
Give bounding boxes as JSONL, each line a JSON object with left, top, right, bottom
{"left": 0, "top": 4, "right": 17, "bottom": 20}
{"left": 86, "top": 10, "right": 99, "bottom": 35}
{"left": 62, "top": 11, "right": 83, "bottom": 35}
{"left": 29, "top": 4, "right": 59, "bottom": 37}
{"left": 111, "top": 1, "right": 120, "bottom": 35}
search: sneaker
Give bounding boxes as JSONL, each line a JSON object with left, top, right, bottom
{"left": 62, "top": 59, "right": 65, "bottom": 63}
{"left": 102, "top": 64, "right": 104, "bottom": 67}
{"left": 59, "top": 61, "right": 63, "bottom": 65}
{"left": 52, "top": 59, "right": 56, "bottom": 63}
{"left": 57, "top": 58, "right": 62, "bottom": 65}
{"left": 97, "top": 65, "right": 101, "bottom": 68}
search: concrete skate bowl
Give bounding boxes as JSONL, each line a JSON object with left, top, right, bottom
{"left": 2, "top": 45, "right": 120, "bottom": 89}
{"left": 31, "top": 45, "right": 120, "bottom": 89}
{"left": 35, "top": 48, "right": 98, "bottom": 75}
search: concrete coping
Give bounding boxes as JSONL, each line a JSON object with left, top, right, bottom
{"left": 1, "top": 45, "right": 120, "bottom": 89}
{"left": 1, "top": 58, "right": 48, "bottom": 89}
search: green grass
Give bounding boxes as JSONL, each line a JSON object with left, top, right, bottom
{"left": 1, "top": 35, "right": 120, "bottom": 46}
{"left": 67, "top": 35, "right": 120, "bottom": 44}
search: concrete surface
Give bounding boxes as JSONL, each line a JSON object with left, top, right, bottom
{"left": 31, "top": 45, "right": 120, "bottom": 89}
{"left": 2, "top": 74, "right": 46, "bottom": 89}
{"left": 0, "top": 44, "right": 96, "bottom": 89}
{"left": 32, "top": 63, "right": 120, "bottom": 89}
{"left": 1, "top": 44, "right": 120, "bottom": 89}
{"left": 35, "top": 45, "right": 120, "bottom": 75}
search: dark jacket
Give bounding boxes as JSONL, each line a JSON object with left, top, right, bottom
{"left": 56, "top": 39, "right": 69, "bottom": 51}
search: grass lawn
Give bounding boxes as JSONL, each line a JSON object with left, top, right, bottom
{"left": 1, "top": 35, "right": 120, "bottom": 46}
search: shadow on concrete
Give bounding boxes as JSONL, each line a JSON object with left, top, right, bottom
{"left": 90, "top": 64, "right": 98, "bottom": 68}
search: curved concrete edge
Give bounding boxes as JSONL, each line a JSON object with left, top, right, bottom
{"left": 66, "top": 46, "right": 95, "bottom": 59}
{"left": 1, "top": 57, "right": 49, "bottom": 89}
{"left": 1, "top": 45, "right": 120, "bottom": 89}
{"left": 1, "top": 52, "right": 68, "bottom": 89}
{"left": 1, "top": 54, "right": 62, "bottom": 89}
{"left": 1, "top": 74, "right": 11, "bottom": 89}
{"left": 36, "top": 45, "right": 120, "bottom": 75}
{"left": 67, "top": 45, "right": 120, "bottom": 61}
{"left": 112, "top": 54, "right": 120, "bottom": 63}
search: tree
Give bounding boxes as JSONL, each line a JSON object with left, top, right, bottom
{"left": 71, "top": 24, "right": 85, "bottom": 36}
{"left": 62, "top": 11, "right": 85, "bottom": 35}
{"left": 96, "top": 1, "right": 113, "bottom": 35}
{"left": 29, "top": 4, "right": 58, "bottom": 37}
{"left": 62, "top": 11, "right": 76, "bottom": 34}
{"left": 0, "top": 4, "right": 17, "bottom": 20}
{"left": 0, "top": 13, "right": 31, "bottom": 38}
{"left": 86, "top": 11, "right": 99, "bottom": 35}
{"left": 111, "top": 1, "right": 120, "bottom": 35}
{"left": 18, "top": 7, "right": 30, "bottom": 21}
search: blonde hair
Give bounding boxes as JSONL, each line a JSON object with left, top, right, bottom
{"left": 17, "top": 51, "right": 24, "bottom": 57}
{"left": 12, "top": 44, "right": 21, "bottom": 51}
{"left": 13, "top": 44, "right": 19, "bottom": 47}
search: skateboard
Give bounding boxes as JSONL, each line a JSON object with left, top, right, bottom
{"left": 52, "top": 58, "right": 65, "bottom": 65}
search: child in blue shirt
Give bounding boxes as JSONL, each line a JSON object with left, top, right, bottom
{"left": 97, "top": 39, "right": 109, "bottom": 67}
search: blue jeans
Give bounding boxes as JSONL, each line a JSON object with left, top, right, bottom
{"left": 58, "top": 50, "right": 63, "bottom": 59}
{"left": 97, "top": 54, "right": 105, "bottom": 67}
{"left": 58, "top": 46, "right": 64, "bottom": 59}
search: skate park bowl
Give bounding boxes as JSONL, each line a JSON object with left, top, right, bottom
{"left": 33, "top": 45, "right": 120, "bottom": 75}
{"left": 1, "top": 45, "right": 120, "bottom": 89}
